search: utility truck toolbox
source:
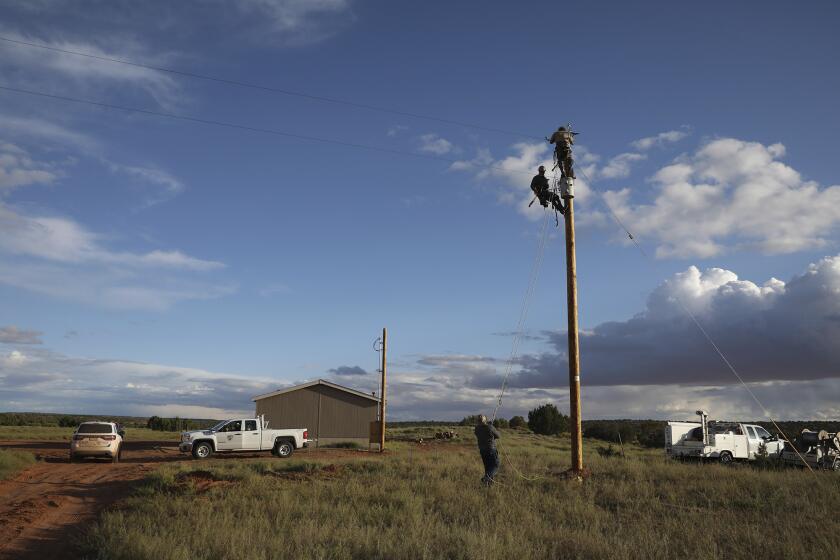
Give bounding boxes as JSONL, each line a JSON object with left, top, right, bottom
{"left": 666, "top": 410, "right": 783, "bottom": 464}
{"left": 180, "top": 415, "right": 309, "bottom": 459}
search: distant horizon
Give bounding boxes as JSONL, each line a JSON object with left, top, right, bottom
{"left": 3, "top": 410, "right": 838, "bottom": 426}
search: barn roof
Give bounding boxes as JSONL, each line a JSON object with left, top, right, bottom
{"left": 252, "top": 378, "right": 380, "bottom": 403}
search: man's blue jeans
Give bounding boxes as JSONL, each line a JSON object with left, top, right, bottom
{"left": 480, "top": 448, "right": 500, "bottom": 484}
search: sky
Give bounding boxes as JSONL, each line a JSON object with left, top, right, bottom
{"left": 1, "top": 0, "right": 840, "bottom": 422}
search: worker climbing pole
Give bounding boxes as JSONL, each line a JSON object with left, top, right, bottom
{"left": 551, "top": 123, "right": 584, "bottom": 476}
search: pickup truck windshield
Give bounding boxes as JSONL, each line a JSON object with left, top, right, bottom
{"left": 209, "top": 421, "right": 228, "bottom": 431}
{"left": 755, "top": 426, "right": 772, "bottom": 439}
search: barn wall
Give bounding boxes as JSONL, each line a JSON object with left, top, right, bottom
{"left": 316, "top": 384, "right": 379, "bottom": 439}
{"left": 255, "top": 384, "right": 379, "bottom": 445}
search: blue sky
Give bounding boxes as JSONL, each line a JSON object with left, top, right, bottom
{"left": 1, "top": 0, "right": 840, "bottom": 421}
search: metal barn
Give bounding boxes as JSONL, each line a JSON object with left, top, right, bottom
{"left": 253, "top": 379, "right": 380, "bottom": 448}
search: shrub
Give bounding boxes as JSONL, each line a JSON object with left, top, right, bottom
{"left": 527, "top": 404, "right": 569, "bottom": 435}
{"left": 58, "top": 416, "right": 80, "bottom": 427}
{"left": 492, "top": 418, "right": 509, "bottom": 429}
{"left": 509, "top": 415, "right": 526, "bottom": 429}
{"left": 459, "top": 415, "right": 484, "bottom": 426}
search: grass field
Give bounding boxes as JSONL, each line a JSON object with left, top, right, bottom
{"left": 81, "top": 426, "right": 840, "bottom": 560}
{"left": 0, "top": 425, "right": 183, "bottom": 441}
{"left": 0, "top": 448, "right": 36, "bottom": 480}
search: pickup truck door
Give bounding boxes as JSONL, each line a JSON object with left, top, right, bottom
{"left": 242, "top": 419, "right": 261, "bottom": 450}
{"left": 216, "top": 420, "right": 243, "bottom": 450}
{"left": 754, "top": 426, "right": 783, "bottom": 456}
{"left": 746, "top": 426, "right": 762, "bottom": 458}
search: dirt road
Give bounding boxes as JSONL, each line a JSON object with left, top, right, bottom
{"left": 0, "top": 440, "right": 360, "bottom": 559}
{"left": 0, "top": 439, "right": 179, "bottom": 560}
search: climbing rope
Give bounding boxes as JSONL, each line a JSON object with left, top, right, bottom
{"left": 485, "top": 177, "right": 563, "bottom": 484}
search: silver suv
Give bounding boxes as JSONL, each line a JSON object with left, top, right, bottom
{"left": 70, "top": 422, "right": 125, "bottom": 463}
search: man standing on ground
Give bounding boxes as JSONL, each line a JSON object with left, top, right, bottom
{"left": 474, "top": 415, "right": 501, "bottom": 485}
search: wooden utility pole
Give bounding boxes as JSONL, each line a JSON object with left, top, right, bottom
{"left": 562, "top": 178, "right": 584, "bottom": 474}
{"left": 379, "top": 327, "right": 387, "bottom": 452}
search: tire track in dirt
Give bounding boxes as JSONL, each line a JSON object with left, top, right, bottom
{"left": 0, "top": 440, "right": 377, "bottom": 559}
{"left": 0, "top": 440, "right": 177, "bottom": 560}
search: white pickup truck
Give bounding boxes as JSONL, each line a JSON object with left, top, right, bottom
{"left": 666, "top": 410, "right": 784, "bottom": 464}
{"left": 179, "top": 416, "right": 310, "bottom": 459}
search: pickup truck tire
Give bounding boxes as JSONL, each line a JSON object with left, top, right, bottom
{"left": 719, "top": 451, "right": 734, "bottom": 465}
{"left": 192, "top": 441, "right": 213, "bottom": 460}
{"left": 274, "top": 440, "right": 294, "bottom": 458}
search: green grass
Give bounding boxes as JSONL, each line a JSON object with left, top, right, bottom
{"left": 81, "top": 428, "right": 840, "bottom": 560}
{"left": 0, "top": 425, "right": 182, "bottom": 441}
{"left": 0, "top": 448, "right": 36, "bottom": 480}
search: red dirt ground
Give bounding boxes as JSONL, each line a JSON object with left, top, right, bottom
{"left": 0, "top": 440, "right": 375, "bottom": 559}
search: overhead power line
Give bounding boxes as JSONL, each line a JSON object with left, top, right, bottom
{"left": 0, "top": 84, "right": 538, "bottom": 180}
{"left": 0, "top": 35, "right": 543, "bottom": 141}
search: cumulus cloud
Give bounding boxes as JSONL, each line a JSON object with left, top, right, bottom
{"left": 631, "top": 129, "right": 690, "bottom": 151}
{"left": 328, "top": 365, "right": 369, "bottom": 376}
{"left": 599, "top": 152, "right": 646, "bottom": 179}
{"left": 418, "top": 133, "right": 454, "bottom": 155}
{"left": 451, "top": 143, "right": 594, "bottom": 220}
{"left": 606, "top": 138, "right": 840, "bottom": 258}
{"left": 480, "top": 256, "right": 840, "bottom": 392}
{"left": 0, "top": 326, "right": 43, "bottom": 345}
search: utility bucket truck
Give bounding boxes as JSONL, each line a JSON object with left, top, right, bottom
{"left": 179, "top": 415, "right": 311, "bottom": 460}
{"left": 665, "top": 410, "right": 784, "bottom": 464}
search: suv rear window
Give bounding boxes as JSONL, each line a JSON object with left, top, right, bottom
{"left": 77, "top": 423, "right": 114, "bottom": 434}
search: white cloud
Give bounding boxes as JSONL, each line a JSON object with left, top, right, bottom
{"left": 418, "top": 133, "right": 454, "bottom": 155}
{"left": 631, "top": 129, "right": 690, "bottom": 151}
{"left": 606, "top": 138, "right": 840, "bottom": 258}
{"left": 451, "top": 143, "right": 594, "bottom": 220}
{"left": 235, "top": 0, "right": 352, "bottom": 45}
{"left": 6, "top": 243, "right": 840, "bottom": 424}
{"left": 491, "top": 255, "right": 840, "bottom": 392}
{"left": 0, "top": 115, "right": 99, "bottom": 153}
{"left": 0, "top": 347, "right": 271, "bottom": 417}
{"left": 374, "top": 254, "right": 840, "bottom": 421}
{"left": 0, "top": 203, "right": 231, "bottom": 310}
{"left": 0, "top": 203, "right": 222, "bottom": 270}
{"left": 0, "top": 31, "right": 181, "bottom": 107}
{"left": 0, "top": 142, "right": 57, "bottom": 193}
{"left": 387, "top": 125, "right": 408, "bottom": 137}
{"left": 599, "top": 152, "right": 646, "bottom": 179}
{"left": 106, "top": 162, "right": 185, "bottom": 207}
{"left": 1, "top": 350, "right": 28, "bottom": 367}
{"left": 0, "top": 259, "right": 235, "bottom": 311}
